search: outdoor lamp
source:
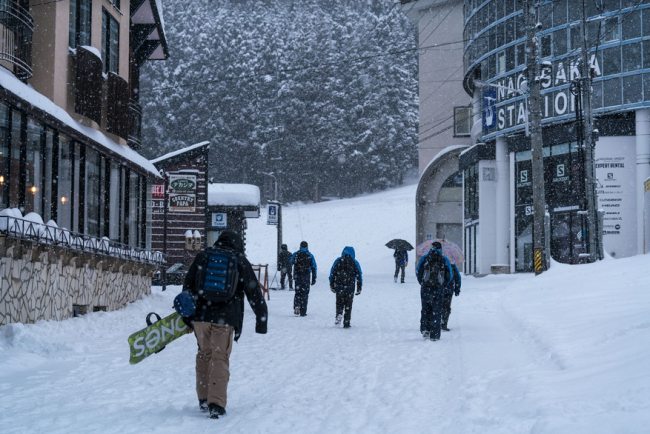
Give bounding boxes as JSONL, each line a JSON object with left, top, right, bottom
{"left": 61, "top": 196, "right": 67, "bottom": 204}
{"left": 30, "top": 186, "right": 37, "bottom": 194}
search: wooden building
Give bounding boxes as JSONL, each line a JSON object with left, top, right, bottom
{"left": 150, "top": 141, "right": 209, "bottom": 269}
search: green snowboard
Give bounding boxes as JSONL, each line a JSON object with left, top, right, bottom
{"left": 128, "top": 312, "right": 190, "bottom": 364}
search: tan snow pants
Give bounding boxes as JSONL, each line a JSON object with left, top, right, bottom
{"left": 194, "top": 322, "right": 235, "bottom": 408}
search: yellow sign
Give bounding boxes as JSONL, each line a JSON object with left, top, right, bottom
{"left": 645, "top": 179, "right": 650, "bottom": 193}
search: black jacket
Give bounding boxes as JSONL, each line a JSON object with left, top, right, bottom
{"left": 278, "top": 247, "right": 292, "bottom": 272}
{"left": 182, "top": 231, "right": 268, "bottom": 341}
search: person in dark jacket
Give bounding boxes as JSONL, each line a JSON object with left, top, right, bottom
{"left": 278, "top": 244, "right": 293, "bottom": 290}
{"left": 393, "top": 249, "right": 408, "bottom": 283}
{"left": 329, "top": 246, "right": 363, "bottom": 328}
{"left": 290, "top": 241, "right": 317, "bottom": 316}
{"left": 416, "top": 241, "right": 452, "bottom": 341}
{"left": 182, "top": 230, "right": 268, "bottom": 419}
{"left": 442, "top": 263, "right": 461, "bottom": 331}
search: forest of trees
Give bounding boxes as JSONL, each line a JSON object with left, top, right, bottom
{"left": 140, "top": 0, "right": 418, "bottom": 202}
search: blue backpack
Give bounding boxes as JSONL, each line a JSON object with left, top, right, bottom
{"left": 198, "top": 247, "right": 240, "bottom": 302}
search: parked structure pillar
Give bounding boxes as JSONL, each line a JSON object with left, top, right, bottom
{"left": 493, "top": 137, "right": 510, "bottom": 273}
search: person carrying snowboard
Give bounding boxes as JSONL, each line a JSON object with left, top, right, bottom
{"left": 416, "top": 241, "right": 452, "bottom": 341}
{"left": 329, "top": 246, "right": 363, "bottom": 328}
{"left": 393, "top": 249, "right": 408, "bottom": 283}
{"left": 290, "top": 241, "right": 317, "bottom": 316}
{"left": 442, "top": 262, "right": 461, "bottom": 331}
{"left": 278, "top": 244, "right": 293, "bottom": 290}
{"left": 181, "top": 230, "right": 268, "bottom": 419}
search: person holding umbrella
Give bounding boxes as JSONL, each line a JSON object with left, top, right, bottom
{"left": 385, "top": 239, "right": 414, "bottom": 284}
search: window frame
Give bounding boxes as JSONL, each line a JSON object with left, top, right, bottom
{"left": 69, "top": 0, "right": 92, "bottom": 49}
{"left": 102, "top": 8, "right": 120, "bottom": 74}
{"left": 454, "top": 106, "right": 473, "bottom": 137}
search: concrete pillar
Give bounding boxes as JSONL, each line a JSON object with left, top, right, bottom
{"left": 493, "top": 137, "right": 510, "bottom": 273}
{"left": 509, "top": 151, "right": 516, "bottom": 273}
{"left": 636, "top": 109, "right": 650, "bottom": 254}
{"left": 471, "top": 88, "right": 482, "bottom": 145}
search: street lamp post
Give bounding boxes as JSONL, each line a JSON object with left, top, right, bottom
{"left": 261, "top": 172, "right": 282, "bottom": 271}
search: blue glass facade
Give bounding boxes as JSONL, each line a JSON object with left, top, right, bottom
{"left": 464, "top": 0, "right": 650, "bottom": 140}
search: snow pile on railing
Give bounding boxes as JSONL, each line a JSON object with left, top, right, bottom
{"left": 0, "top": 209, "right": 165, "bottom": 265}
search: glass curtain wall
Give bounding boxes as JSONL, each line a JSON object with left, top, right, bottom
{"left": 85, "top": 147, "right": 100, "bottom": 236}
{"left": 10, "top": 110, "right": 21, "bottom": 209}
{"left": 129, "top": 171, "right": 139, "bottom": 247}
{"left": 43, "top": 128, "right": 54, "bottom": 222}
{"left": 0, "top": 102, "right": 7, "bottom": 208}
{"left": 72, "top": 142, "right": 82, "bottom": 232}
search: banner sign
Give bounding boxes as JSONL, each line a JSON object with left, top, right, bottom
{"left": 482, "top": 88, "right": 497, "bottom": 130}
{"left": 267, "top": 204, "right": 278, "bottom": 225}
{"left": 151, "top": 184, "right": 165, "bottom": 198}
{"left": 169, "top": 194, "right": 196, "bottom": 212}
{"left": 212, "top": 213, "right": 227, "bottom": 229}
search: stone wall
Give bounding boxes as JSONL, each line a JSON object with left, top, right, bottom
{"left": 0, "top": 238, "right": 157, "bottom": 326}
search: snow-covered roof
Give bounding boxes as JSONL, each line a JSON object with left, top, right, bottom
{"left": 0, "top": 67, "right": 159, "bottom": 177}
{"left": 208, "top": 183, "right": 260, "bottom": 207}
{"left": 150, "top": 141, "right": 209, "bottom": 164}
{"left": 420, "top": 145, "right": 469, "bottom": 180}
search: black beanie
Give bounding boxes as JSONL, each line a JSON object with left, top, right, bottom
{"left": 431, "top": 241, "right": 443, "bottom": 250}
{"left": 300, "top": 241, "right": 308, "bottom": 248}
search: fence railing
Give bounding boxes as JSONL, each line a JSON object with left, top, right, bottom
{"left": 0, "top": 215, "right": 165, "bottom": 266}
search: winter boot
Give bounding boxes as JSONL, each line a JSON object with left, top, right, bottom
{"left": 335, "top": 314, "right": 342, "bottom": 325}
{"left": 441, "top": 322, "right": 450, "bottom": 331}
{"left": 422, "top": 331, "right": 430, "bottom": 339}
{"left": 294, "top": 307, "right": 300, "bottom": 316}
{"left": 199, "top": 399, "right": 208, "bottom": 412}
{"left": 343, "top": 323, "right": 351, "bottom": 329}
{"left": 394, "top": 276, "right": 397, "bottom": 283}
{"left": 208, "top": 403, "right": 226, "bottom": 419}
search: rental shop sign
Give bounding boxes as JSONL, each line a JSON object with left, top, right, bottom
{"left": 483, "top": 55, "right": 602, "bottom": 132}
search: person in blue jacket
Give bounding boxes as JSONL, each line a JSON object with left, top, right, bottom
{"left": 442, "top": 263, "right": 461, "bottom": 331}
{"left": 290, "top": 241, "right": 317, "bottom": 316}
{"left": 416, "top": 242, "right": 452, "bottom": 341}
{"left": 393, "top": 249, "right": 408, "bottom": 283}
{"left": 329, "top": 246, "right": 363, "bottom": 328}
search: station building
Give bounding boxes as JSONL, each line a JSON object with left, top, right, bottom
{"left": 403, "top": 0, "right": 650, "bottom": 274}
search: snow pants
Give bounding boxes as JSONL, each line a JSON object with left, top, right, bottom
{"left": 442, "top": 293, "right": 453, "bottom": 327}
{"left": 294, "top": 273, "right": 311, "bottom": 315}
{"left": 420, "top": 286, "right": 444, "bottom": 339}
{"left": 280, "top": 269, "right": 293, "bottom": 290}
{"left": 335, "top": 291, "right": 354, "bottom": 326}
{"left": 194, "top": 322, "right": 235, "bottom": 408}
{"left": 394, "top": 264, "right": 405, "bottom": 282}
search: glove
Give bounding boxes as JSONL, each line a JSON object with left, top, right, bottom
{"left": 405, "top": 262, "right": 408, "bottom": 267}
{"left": 330, "top": 284, "right": 336, "bottom": 293}
{"left": 355, "top": 285, "right": 362, "bottom": 296}
{"left": 454, "top": 290, "right": 460, "bottom": 296}
{"left": 312, "top": 278, "right": 316, "bottom": 285}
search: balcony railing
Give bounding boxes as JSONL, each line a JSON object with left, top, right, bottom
{"left": 0, "top": 215, "right": 165, "bottom": 266}
{"left": 0, "top": 0, "right": 34, "bottom": 80}
{"left": 128, "top": 100, "right": 143, "bottom": 149}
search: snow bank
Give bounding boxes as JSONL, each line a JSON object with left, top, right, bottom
{"left": 149, "top": 141, "right": 209, "bottom": 164}
{"left": 207, "top": 183, "right": 260, "bottom": 207}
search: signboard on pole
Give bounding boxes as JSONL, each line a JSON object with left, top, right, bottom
{"left": 169, "top": 194, "right": 196, "bottom": 212}
{"left": 167, "top": 174, "right": 197, "bottom": 212}
{"left": 267, "top": 204, "right": 278, "bottom": 225}
{"left": 212, "top": 213, "right": 227, "bottom": 229}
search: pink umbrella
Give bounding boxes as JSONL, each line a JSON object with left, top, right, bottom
{"left": 416, "top": 239, "right": 465, "bottom": 264}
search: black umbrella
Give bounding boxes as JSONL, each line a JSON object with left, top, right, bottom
{"left": 385, "top": 239, "right": 414, "bottom": 251}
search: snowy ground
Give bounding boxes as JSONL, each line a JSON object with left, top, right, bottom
{"left": 1, "top": 184, "right": 650, "bottom": 433}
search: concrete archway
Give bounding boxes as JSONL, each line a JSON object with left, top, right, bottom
{"left": 415, "top": 146, "right": 469, "bottom": 262}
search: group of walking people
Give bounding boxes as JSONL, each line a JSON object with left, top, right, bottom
{"left": 278, "top": 241, "right": 362, "bottom": 329}
{"left": 177, "top": 232, "right": 461, "bottom": 420}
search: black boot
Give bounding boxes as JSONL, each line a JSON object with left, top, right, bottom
{"left": 441, "top": 323, "right": 450, "bottom": 331}
{"left": 208, "top": 403, "right": 226, "bottom": 419}
{"left": 199, "top": 399, "right": 208, "bottom": 411}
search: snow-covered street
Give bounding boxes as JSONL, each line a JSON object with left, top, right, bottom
{"left": 2, "top": 184, "right": 650, "bottom": 433}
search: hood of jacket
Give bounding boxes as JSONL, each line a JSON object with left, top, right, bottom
{"left": 281, "top": 244, "right": 288, "bottom": 251}
{"left": 214, "top": 230, "right": 244, "bottom": 252}
{"left": 341, "top": 246, "right": 355, "bottom": 258}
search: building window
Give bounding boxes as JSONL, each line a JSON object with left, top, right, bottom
{"left": 43, "top": 128, "right": 54, "bottom": 222}
{"left": 24, "top": 117, "right": 43, "bottom": 215}
{"left": 109, "top": 160, "right": 121, "bottom": 240}
{"left": 58, "top": 135, "right": 73, "bottom": 229}
{"left": 570, "top": 26, "right": 581, "bottom": 51}
{"left": 497, "top": 51, "right": 506, "bottom": 75}
{"left": 129, "top": 171, "right": 140, "bottom": 247}
{"left": 9, "top": 110, "right": 21, "bottom": 209}
{"left": 464, "top": 164, "right": 479, "bottom": 220}
{"left": 454, "top": 107, "right": 472, "bottom": 137}
{"left": 85, "top": 147, "right": 100, "bottom": 236}
{"left": 541, "top": 34, "right": 552, "bottom": 58}
{"left": 0, "top": 102, "right": 8, "bottom": 208}
{"left": 102, "top": 9, "right": 120, "bottom": 74}
{"left": 604, "top": 17, "right": 619, "bottom": 42}
{"left": 516, "top": 43, "right": 525, "bottom": 67}
{"left": 69, "top": 0, "right": 92, "bottom": 48}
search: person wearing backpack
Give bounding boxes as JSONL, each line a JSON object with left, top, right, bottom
{"left": 393, "top": 249, "right": 408, "bottom": 283}
{"left": 290, "top": 241, "right": 317, "bottom": 316}
{"left": 442, "top": 263, "right": 461, "bottom": 331}
{"left": 278, "top": 244, "right": 293, "bottom": 290}
{"left": 329, "top": 246, "right": 363, "bottom": 328}
{"left": 181, "top": 230, "right": 268, "bottom": 419}
{"left": 415, "top": 241, "right": 452, "bottom": 341}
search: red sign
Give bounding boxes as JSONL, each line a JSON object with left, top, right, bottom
{"left": 152, "top": 184, "right": 165, "bottom": 198}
